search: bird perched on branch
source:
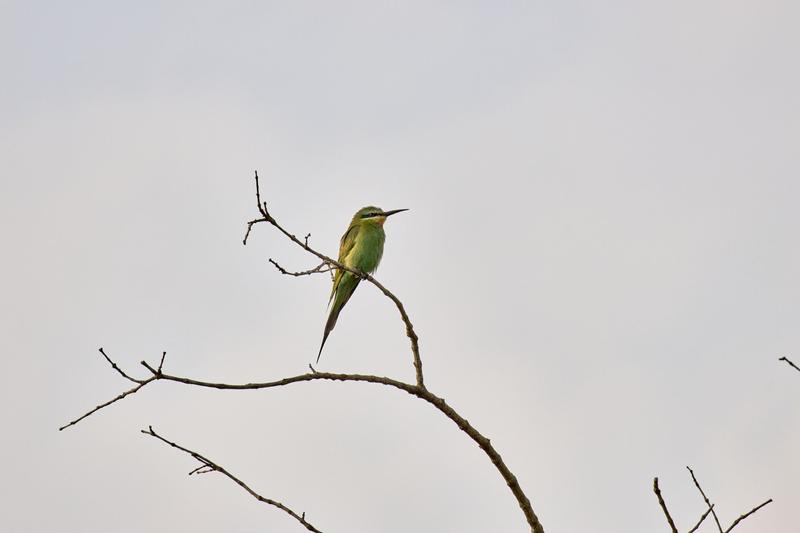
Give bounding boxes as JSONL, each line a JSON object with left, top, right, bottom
{"left": 317, "top": 206, "right": 408, "bottom": 362}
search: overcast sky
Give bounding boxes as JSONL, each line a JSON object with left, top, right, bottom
{"left": 2, "top": 2, "right": 798, "bottom": 532}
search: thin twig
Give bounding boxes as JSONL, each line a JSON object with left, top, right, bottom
{"left": 188, "top": 464, "right": 211, "bottom": 476}
{"left": 58, "top": 378, "right": 154, "bottom": 431}
{"left": 243, "top": 170, "right": 425, "bottom": 389}
{"left": 688, "top": 504, "right": 715, "bottom": 533}
{"left": 142, "top": 426, "right": 323, "bottom": 533}
{"left": 779, "top": 356, "right": 800, "bottom": 373}
{"left": 686, "top": 466, "right": 723, "bottom": 533}
{"left": 653, "top": 478, "right": 678, "bottom": 533}
{"left": 268, "top": 259, "right": 334, "bottom": 277}
{"left": 99, "top": 347, "right": 141, "bottom": 383}
{"left": 724, "top": 499, "right": 772, "bottom": 532}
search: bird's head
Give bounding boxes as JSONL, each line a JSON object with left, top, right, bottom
{"left": 353, "top": 206, "right": 409, "bottom": 227}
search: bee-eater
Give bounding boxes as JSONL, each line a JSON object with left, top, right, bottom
{"left": 317, "top": 206, "right": 408, "bottom": 362}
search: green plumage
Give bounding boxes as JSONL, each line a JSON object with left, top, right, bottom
{"left": 317, "top": 205, "right": 407, "bottom": 362}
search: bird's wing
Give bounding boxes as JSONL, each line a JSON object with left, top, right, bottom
{"left": 338, "top": 223, "right": 360, "bottom": 261}
{"left": 328, "top": 223, "right": 360, "bottom": 303}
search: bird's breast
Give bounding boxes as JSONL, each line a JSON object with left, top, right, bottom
{"left": 349, "top": 227, "right": 386, "bottom": 274}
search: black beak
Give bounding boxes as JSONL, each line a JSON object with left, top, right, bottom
{"left": 383, "top": 208, "right": 409, "bottom": 217}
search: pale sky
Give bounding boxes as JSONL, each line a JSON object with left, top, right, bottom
{"left": 2, "top": 2, "right": 798, "bottom": 532}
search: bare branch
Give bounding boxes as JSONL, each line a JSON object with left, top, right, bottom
{"left": 243, "top": 217, "right": 261, "bottom": 245}
{"left": 142, "top": 426, "right": 323, "bottom": 533}
{"left": 268, "top": 259, "right": 334, "bottom": 277}
{"left": 653, "top": 477, "right": 678, "bottom": 533}
{"left": 62, "top": 349, "right": 545, "bottom": 533}
{"left": 779, "top": 356, "right": 800, "bottom": 373}
{"left": 686, "top": 466, "right": 724, "bottom": 533}
{"left": 688, "top": 504, "right": 715, "bottom": 533}
{"left": 188, "top": 463, "right": 212, "bottom": 476}
{"left": 724, "top": 499, "right": 772, "bottom": 532}
{"left": 684, "top": 466, "right": 771, "bottom": 533}
{"left": 99, "top": 347, "right": 141, "bottom": 384}
{"left": 242, "top": 170, "right": 272, "bottom": 245}
{"left": 59, "top": 378, "right": 154, "bottom": 431}
{"left": 59, "top": 350, "right": 157, "bottom": 431}
{"left": 243, "top": 170, "right": 425, "bottom": 389}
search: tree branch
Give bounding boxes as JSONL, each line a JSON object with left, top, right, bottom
{"left": 779, "top": 356, "right": 800, "bottom": 373}
{"left": 61, "top": 349, "right": 545, "bottom": 533}
{"left": 99, "top": 346, "right": 142, "bottom": 383}
{"left": 268, "top": 259, "right": 334, "bottom": 277}
{"left": 688, "top": 504, "right": 715, "bottom": 533}
{"left": 142, "top": 426, "right": 323, "bottom": 533}
{"left": 724, "top": 499, "right": 772, "bottom": 532}
{"left": 59, "top": 356, "right": 157, "bottom": 432}
{"left": 648, "top": 467, "right": 772, "bottom": 533}
{"left": 653, "top": 477, "right": 678, "bottom": 533}
{"left": 686, "top": 466, "right": 724, "bottom": 533}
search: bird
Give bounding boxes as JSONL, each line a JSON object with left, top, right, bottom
{"left": 317, "top": 206, "right": 408, "bottom": 362}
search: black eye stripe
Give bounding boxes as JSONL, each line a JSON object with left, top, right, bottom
{"left": 361, "top": 212, "right": 383, "bottom": 218}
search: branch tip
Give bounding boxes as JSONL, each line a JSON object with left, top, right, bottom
{"left": 686, "top": 465, "right": 723, "bottom": 533}
{"left": 143, "top": 426, "right": 324, "bottom": 532}
{"left": 653, "top": 477, "right": 678, "bottom": 533}
{"left": 779, "top": 356, "right": 800, "bottom": 373}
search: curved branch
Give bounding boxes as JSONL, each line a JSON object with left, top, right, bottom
{"left": 142, "top": 426, "right": 323, "bottom": 532}
{"left": 61, "top": 349, "right": 545, "bottom": 533}
{"left": 243, "top": 171, "right": 425, "bottom": 389}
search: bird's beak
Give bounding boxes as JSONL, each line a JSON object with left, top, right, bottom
{"left": 383, "top": 208, "right": 409, "bottom": 217}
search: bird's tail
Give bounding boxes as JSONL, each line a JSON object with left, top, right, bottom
{"left": 317, "top": 274, "right": 360, "bottom": 363}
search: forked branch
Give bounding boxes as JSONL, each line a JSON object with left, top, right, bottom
{"left": 142, "top": 426, "right": 322, "bottom": 533}
{"left": 653, "top": 467, "right": 771, "bottom": 533}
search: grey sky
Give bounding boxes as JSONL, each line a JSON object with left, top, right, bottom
{"left": 2, "top": 2, "right": 798, "bottom": 532}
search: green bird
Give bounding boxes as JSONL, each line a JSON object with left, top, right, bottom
{"left": 317, "top": 206, "right": 408, "bottom": 362}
